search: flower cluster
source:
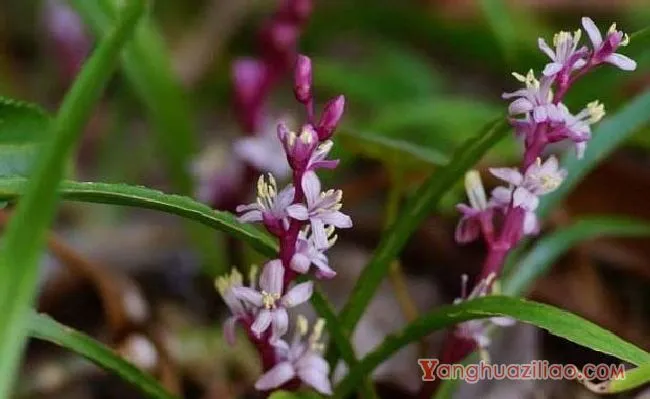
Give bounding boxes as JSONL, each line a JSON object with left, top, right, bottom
{"left": 196, "top": 0, "right": 313, "bottom": 209}
{"left": 217, "top": 54, "right": 348, "bottom": 395}
{"left": 451, "top": 17, "right": 636, "bottom": 354}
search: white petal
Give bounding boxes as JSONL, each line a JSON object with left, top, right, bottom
{"left": 271, "top": 308, "right": 289, "bottom": 342}
{"left": 533, "top": 106, "right": 548, "bottom": 123}
{"left": 537, "top": 37, "right": 556, "bottom": 60}
{"left": 237, "top": 210, "right": 263, "bottom": 223}
{"left": 542, "top": 62, "right": 563, "bottom": 77}
{"left": 310, "top": 218, "right": 329, "bottom": 249}
{"left": 575, "top": 141, "right": 587, "bottom": 159}
{"left": 523, "top": 211, "right": 540, "bottom": 235}
{"left": 513, "top": 187, "right": 539, "bottom": 211}
{"left": 260, "top": 259, "right": 284, "bottom": 295}
{"left": 605, "top": 53, "right": 637, "bottom": 71}
{"left": 581, "top": 17, "right": 603, "bottom": 48}
{"left": 491, "top": 316, "right": 516, "bottom": 327}
{"left": 282, "top": 282, "right": 313, "bottom": 308}
{"left": 251, "top": 309, "right": 273, "bottom": 336}
{"left": 320, "top": 211, "right": 352, "bottom": 228}
{"left": 290, "top": 253, "right": 311, "bottom": 274}
{"left": 489, "top": 186, "right": 513, "bottom": 207}
{"left": 301, "top": 171, "right": 321, "bottom": 207}
{"left": 232, "top": 286, "right": 263, "bottom": 307}
{"left": 489, "top": 167, "right": 523, "bottom": 186}
{"left": 286, "top": 204, "right": 310, "bottom": 220}
{"left": 297, "top": 367, "right": 333, "bottom": 395}
{"left": 508, "top": 98, "right": 534, "bottom": 115}
{"left": 254, "top": 362, "right": 296, "bottom": 391}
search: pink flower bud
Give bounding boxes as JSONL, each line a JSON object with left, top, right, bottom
{"left": 294, "top": 55, "right": 312, "bottom": 104}
{"left": 232, "top": 58, "right": 267, "bottom": 132}
{"left": 280, "top": 0, "right": 313, "bottom": 25}
{"left": 317, "top": 95, "right": 345, "bottom": 140}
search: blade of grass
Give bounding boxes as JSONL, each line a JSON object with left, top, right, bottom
{"left": 27, "top": 311, "right": 178, "bottom": 399}
{"left": 0, "top": 1, "right": 146, "bottom": 396}
{"left": 334, "top": 296, "right": 650, "bottom": 398}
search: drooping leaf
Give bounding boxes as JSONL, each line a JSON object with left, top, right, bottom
{"left": 334, "top": 296, "right": 650, "bottom": 398}
{"left": 28, "top": 311, "right": 178, "bottom": 399}
{"left": 0, "top": 1, "right": 146, "bottom": 395}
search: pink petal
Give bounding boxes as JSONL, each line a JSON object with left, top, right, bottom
{"left": 508, "top": 98, "right": 534, "bottom": 115}
{"left": 290, "top": 253, "right": 311, "bottom": 274}
{"left": 271, "top": 308, "right": 289, "bottom": 342}
{"left": 604, "top": 53, "right": 637, "bottom": 71}
{"left": 282, "top": 282, "right": 313, "bottom": 307}
{"left": 301, "top": 171, "right": 321, "bottom": 207}
{"left": 251, "top": 309, "right": 273, "bottom": 336}
{"left": 523, "top": 211, "right": 540, "bottom": 235}
{"left": 542, "top": 62, "right": 563, "bottom": 77}
{"left": 297, "top": 367, "right": 332, "bottom": 395}
{"left": 232, "top": 286, "right": 263, "bottom": 307}
{"left": 260, "top": 259, "right": 284, "bottom": 295}
{"left": 454, "top": 216, "right": 481, "bottom": 244}
{"left": 286, "top": 204, "right": 309, "bottom": 220}
{"left": 254, "top": 362, "right": 296, "bottom": 391}
{"left": 537, "top": 37, "right": 556, "bottom": 60}
{"left": 311, "top": 218, "right": 329, "bottom": 249}
{"left": 489, "top": 167, "right": 523, "bottom": 186}
{"left": 581, "top": 17, "right": 603, "bottom": 48}
{"left": 320, "top": 211, "right": 352, "bottom": 228}
{"left": 512, "top": 187, "right": 539, "bottom": 211}
{"left": 223, "top": 316, "right": 239, "bottom": 345}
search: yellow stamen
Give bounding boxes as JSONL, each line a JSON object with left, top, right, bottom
{"left": 296, "top": 315, "right": 309, "bottom": 337}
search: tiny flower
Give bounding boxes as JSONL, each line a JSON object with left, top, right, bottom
{"left": 582, "top": 17, "right": 636, "bottom": 71}
{"left": 236, "top": 174, "right": 295, "bottom": 235}
{"left": 234, "top": 117, "right": 292, "bottom": 178}
{"left": 538, "top": 30, "right": 588, "bottom": 77}
{"left": 215, "top": 269, "right": 248, "bottom": 345}
{"left": 489, "top": 156, "right": 566, "bottom": 235}
{"left": 255, "top": 316, "right": 332, "bottom": 395}
{"left": 233, "top": 260, "right": 313, "bottom": 341}
{"left": 277, "top": 123, "right": 319, "bottom": 171}
{"left": 317, "top": 95, "right": 345, "bottom": 140}
{"left": 294, "top": 55, "right": 313, "bottom": 104}
{"left": 502, "top": 70, "right": 556, "bottom": 124}
{"left": 291, "top": 226, "right": 337, "bottom": 278}
{"left": 454, "top": 274, "right": 515, "bottom": 356}
{"left": 548, "top": 101, "right": 605, "bottom": 158}
{"left": 455, "top": 171, "right": 492, "bottom": 244}
{"left": 286, "top": 171, "right": 352, "bottom": 249}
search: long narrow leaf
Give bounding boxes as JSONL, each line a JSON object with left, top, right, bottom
{"left": 28, "top": 311, "right": 178, "bottom": 399}
{"left": 334, "top": 118, "right": 509, "bottom": 347}
{"left": 334, "top": 296, "right": 650, "bottom": 398}
{"left": 0, "top": 2, "right": 146, "bottom": 396}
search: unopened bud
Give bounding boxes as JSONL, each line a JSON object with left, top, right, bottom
{"left": 294, "top": 55, "right": 313, "bottom": 104}
{"left": 232, "top": 58, "right": 266, "bottom": 108}
{"left": 317, "top": 95, "right": 345, "bottom": 140}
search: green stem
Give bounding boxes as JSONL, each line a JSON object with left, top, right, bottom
{"left": 0, "top": 1, "right": 145, "bottom": 396}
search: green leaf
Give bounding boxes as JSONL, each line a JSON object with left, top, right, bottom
{"left": 0, "top": 177, "right": 352, "bottom": 394}
{"left": 332, "top": 117, "right": 509, "bottom": 362}
{"left": 339, "top": 130, "right": 449, "bottom": 169}
{"left": 0, "top": 98, "right": 51, "bottom": 177}
{"left": 478, "top": 0, "right": 519, "bottom": 62}
{"left": 27, "top": 311, "right": 178, "bottom": 399}
{"left": 0, "top": 2, "right": 145, "bottom": 395}
{"left": 0, "top": 177, "right": 277, "bottom": 257}
{"left": 503, "top": 217, "right": 650, "bottom": 296}
{"left": 539, "top": 91, "right": 650, "bottom": 218}
{"left": 604, "top": 362, "right": 650, "bottom": 394}
{"left": 334, "top": 296, "right": 650, "bottom": 398}
{"left": 68, "top": 0, "right": 197, "bottom": 194}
